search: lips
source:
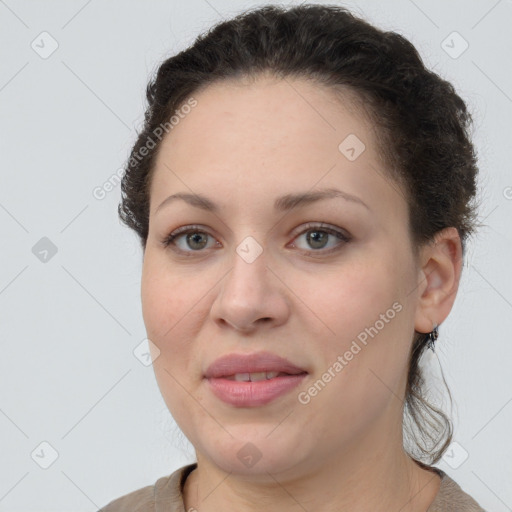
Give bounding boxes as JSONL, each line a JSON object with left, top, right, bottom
{"left": 204, "top": 351, "right": 308, "bottom": 407}
{"left": 204, "top": 351, "right": 308, "bottom": 379}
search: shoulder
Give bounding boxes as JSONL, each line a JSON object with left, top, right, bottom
{"left": 97, "top": 463, "right": 197, "bottom": 512}
{"left": 97, "top": 480, "right": 157, "bottom": 512}
{"left": 429, "top": 468, "right": 487, "bottom": 512}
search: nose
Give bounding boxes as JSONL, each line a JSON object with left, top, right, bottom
{"left": 209, "top": 245, "right": 290, "bottom": 333}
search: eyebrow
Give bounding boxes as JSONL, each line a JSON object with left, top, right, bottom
{"left": 155, "top": 187, "right": 369, "bottom": 214}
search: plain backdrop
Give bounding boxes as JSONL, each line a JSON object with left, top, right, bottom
{"left": 0, "top": 1, "right": 511, "bottom": 510}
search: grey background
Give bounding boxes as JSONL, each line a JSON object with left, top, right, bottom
{"left": 1, "top": 0, "right": 511, "bottom": 510}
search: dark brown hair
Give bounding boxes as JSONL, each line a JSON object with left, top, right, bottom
{"left": 118, "top": 4, "right": 480, "bottom": 465}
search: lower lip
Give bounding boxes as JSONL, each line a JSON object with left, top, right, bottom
{"left": 206, "top": 374, "right": 307, "bottom": 407}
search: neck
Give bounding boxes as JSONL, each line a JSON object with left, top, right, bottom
{"left": 183, "top": 432, "right": 442, "bottom": 512}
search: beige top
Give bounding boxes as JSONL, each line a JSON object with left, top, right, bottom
{"left": 98, "top": 463, "right": 486, "bottom": 512}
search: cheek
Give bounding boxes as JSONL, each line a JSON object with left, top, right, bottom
{"left": 291, "top": 258, "right": 398, "bottom": 333}
{"left": 293, "top": 255, "right": 411, "bottom": 383}
{"left": 141, "top": 263, "right": 200, "bottom": 421}
{"left": 141, "top": 255, "right": 207, "bottom": 381}
{"left": 141, "top": 257, "right": 195, "bottom": 340}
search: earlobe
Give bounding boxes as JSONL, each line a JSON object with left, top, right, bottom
{"left": 413, "top": 227, "right": 463, "bottom": 335}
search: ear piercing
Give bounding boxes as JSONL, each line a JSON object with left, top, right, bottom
{"left": 426, "top": 323, "right": 439, "bottom": 352}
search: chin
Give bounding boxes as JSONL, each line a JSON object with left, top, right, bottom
{"left": 199, "top": 431, "right": 307, "bottom": 477}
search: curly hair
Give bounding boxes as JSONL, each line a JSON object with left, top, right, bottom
{"left": 118, "top": 4, "right": 481, "bottom": 465}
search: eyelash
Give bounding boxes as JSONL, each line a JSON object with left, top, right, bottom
{"left": 160, "top": 222, "right": 351, "bottom": 257}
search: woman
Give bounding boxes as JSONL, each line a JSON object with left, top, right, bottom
{"left": 100, "top": 4, "right": 485, "bottom": 511}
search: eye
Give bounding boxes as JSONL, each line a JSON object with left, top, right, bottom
{"left": 289, "top": 223, "right": 351, "bottom": 255}
{"left": 160, "top": 222, "right": 351, "bottom": 257}
{"left": 160, "top": 225, "right": 220, "bottom": 254}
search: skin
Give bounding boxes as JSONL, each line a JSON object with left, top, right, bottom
{"left": 140, "top": 74, "right": 462, "bottom": 512}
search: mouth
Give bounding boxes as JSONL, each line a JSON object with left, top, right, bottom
{"left": 205, "top": 372, "right": 308, "bottom": 407}
{"left": 204, "top": 351, "right": 308, "bottom": 407}
{"left": 204, "top": 350, "right": 308, "bottom": 378}
{"left": 222, "top": 371, "right": 305, "bottom": 381}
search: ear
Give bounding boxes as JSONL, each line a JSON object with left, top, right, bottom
{"left": 414, "top": 227, "right": 463, "bottom": 334}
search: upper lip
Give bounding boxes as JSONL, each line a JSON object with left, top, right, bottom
{"left": 204, "top": 351, "right": 308, "bottom": 378}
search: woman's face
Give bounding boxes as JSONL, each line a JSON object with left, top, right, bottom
{"left": 141, "top": 75, "right": 424, "bottom": 476}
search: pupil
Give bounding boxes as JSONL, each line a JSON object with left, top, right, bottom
{"left": 307, "top": 230, "right": 327, "bottom": 249}
{"left": 187, "top": 232, "right": 207, "bottom": 250}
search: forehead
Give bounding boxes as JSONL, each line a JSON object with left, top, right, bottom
{"left": 157, "top": 75, "right": 371, "bottom": 163}
{"left": 150, "top": 75, "right": 406, "bottom": 222}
